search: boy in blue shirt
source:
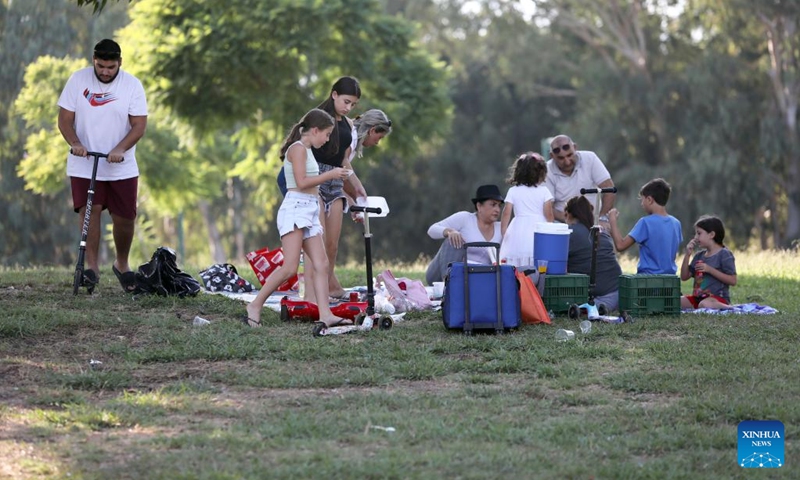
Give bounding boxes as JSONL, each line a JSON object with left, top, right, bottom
{"left": 607, "top": 178, "right": 682, "bottom": 274}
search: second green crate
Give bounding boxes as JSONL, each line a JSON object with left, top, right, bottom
{"left": 618, "top": 274, "right": 681, "bottom": 316}
{"left": 543, "top": 274, "right": 589, "bottom": 313}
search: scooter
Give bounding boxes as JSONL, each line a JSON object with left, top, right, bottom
{"left": 280, "top": 295, "right": 369, "bottom": 322}
{"left": 72, "top": 151, "right": 109, "bottom": 295}
{"left": 566, "top": 186, "right": 633, "bottom": 324}
{"left": 312, "top": 197, "right": 394, "bottom": 336}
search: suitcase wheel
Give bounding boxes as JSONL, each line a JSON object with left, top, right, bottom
{"left": 621, "top": 311, "right": 634, "bottom": 324}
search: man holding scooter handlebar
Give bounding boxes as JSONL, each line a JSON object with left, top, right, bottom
{"left": 58, "top": 38, "right": 148, "bottom": 294}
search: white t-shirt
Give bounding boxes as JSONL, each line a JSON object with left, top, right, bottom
{"left": 427, "top": 211, "right": 502, "bottom": 265}
{"left": 545, "top": 150, "right": 611, "bottom": 214}
{"left": 58, "top": 67, "right": 148, "bottom": 181}
{"left": 504, "top": 184, "right": 553, "bottom": 220}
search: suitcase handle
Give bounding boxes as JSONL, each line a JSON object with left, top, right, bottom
{"left": 462, "top": 242, "right": 500, "bottom": 263}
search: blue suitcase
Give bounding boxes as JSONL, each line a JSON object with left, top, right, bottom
{"left": 442, "top": 242, "right": 521, "bottom": 333}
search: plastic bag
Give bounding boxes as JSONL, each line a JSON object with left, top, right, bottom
{"left": 133, "top": 247, "right": 201, "bottom": 298}
{"left": 516, "top": 270, "right": 551, "bottom": 324}
{"left": 377, "top": 270, "right": 433, "bottom": 312}
{"left": 199, "top": 263, "right": 255, "bottom": 293}
{"left": 245, "top": 246, "right": 299, "bottom": 291}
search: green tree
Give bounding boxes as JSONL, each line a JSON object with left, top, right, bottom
{"left": 0, "top": 0, "right": 128, "bottom": 266}
{"left": 112, "top": 0, "right": 452, "bottom": 262}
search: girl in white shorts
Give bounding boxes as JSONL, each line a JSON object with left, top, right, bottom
{"left": 244, "top": 108, "right": 351, "bottom": 329}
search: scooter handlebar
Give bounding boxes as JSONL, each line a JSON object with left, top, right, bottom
{"left": 70, "top": 149, "right": 109, "bottom": 159}
{"left": 580, "top": 187, "right": 617, "bottom": 195}
{"left": 349, "top": 205, "right": 382, "bottom": 215}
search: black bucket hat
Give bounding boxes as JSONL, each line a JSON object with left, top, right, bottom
{"left": 471, "top": 184, "right": 504, "bottom": 206}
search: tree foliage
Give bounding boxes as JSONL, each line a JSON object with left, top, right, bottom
{"left": 4, "top": 0, "right": 800, "bottom": 267}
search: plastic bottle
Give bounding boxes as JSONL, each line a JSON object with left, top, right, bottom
{"left": 298, "top": 253, "right": 305, "bottom": 299}
{"left": 693, "top": 260, "right": 704, "bottom": 296}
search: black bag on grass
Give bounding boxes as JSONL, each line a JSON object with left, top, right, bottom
{"left": 133, "top": 247, "right": 201, "bottom": 298}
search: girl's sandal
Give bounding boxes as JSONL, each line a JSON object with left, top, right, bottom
{"left": 312, "top": 321, "right": 327, "bottom": 337}
{"left": 240, "top": 315, "right": 261, "bottom": 328}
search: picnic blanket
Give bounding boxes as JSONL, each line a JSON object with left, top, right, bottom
{"left": 683, "top": 303, "right": 779, "bottom": 315}
{"left": 204, "top": 286, "right": 443, "bottom": 323}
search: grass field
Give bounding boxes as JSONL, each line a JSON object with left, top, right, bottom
{"left": 1, "top": 250, "right": 798, "bottom": 479}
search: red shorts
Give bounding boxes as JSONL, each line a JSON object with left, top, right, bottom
{"left": 71, "top": 176, "right": 138, "bottom": 220}
{"left": 685, "top": 294, "right": 729, "bottom": 309}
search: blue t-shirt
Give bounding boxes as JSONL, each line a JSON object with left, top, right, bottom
{"left": 629, "top": 214, "right": 682, "bottom": 274}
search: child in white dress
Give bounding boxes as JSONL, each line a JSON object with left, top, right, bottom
{"left": 499, "top": 152, "right": 554, "bottom": 267}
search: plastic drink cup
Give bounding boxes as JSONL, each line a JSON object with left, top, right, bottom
{"left": 432, "top": 281, "right": 445, "bottom": 298}
{"left": 537, "top": 259, "right": 548, "bottom": 274}
{"left": 580, "top": 320, "right": 592, "bottom": 334}
{"left": 555, "top": 329, "right": 575, "bottom": 342}
{"left": 349, "top": 291, "right": 359, "bottom": 302}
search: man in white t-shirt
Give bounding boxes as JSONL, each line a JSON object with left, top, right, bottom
{"left": 545, "top": 135, "right": 615, "bottom": 223}
{"left": 57, "top": 39, "right": 148, "bottom": 293}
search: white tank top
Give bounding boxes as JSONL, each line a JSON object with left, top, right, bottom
{"left": 284, "top": 141, "right": 320, "bottom": 189}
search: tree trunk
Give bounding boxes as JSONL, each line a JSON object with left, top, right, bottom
{"left": 784, "top": 150, "right": 800, "bottom": 247}
{"left": 228, "top": 177, "right": 245, "bottom": 262}
{"left": 759, "top": 11, "right": 799, "bottom": 247}
{"left": 198, "top": 200, "right": 226, "bottom": 264}
{"left": 550, "top": 0, "right": 668, "bottom": 165}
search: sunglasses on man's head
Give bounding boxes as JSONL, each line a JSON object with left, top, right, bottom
{"left": 551, "top": 143, "right": 572, "bottom": 155}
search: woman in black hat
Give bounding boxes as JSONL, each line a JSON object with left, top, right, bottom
{"left": 425, "top": 185, "right": 505, "bottom": 285}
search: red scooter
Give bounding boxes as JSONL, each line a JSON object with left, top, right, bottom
{"left": 280, "top": 295, "right": 368, "bottom": 322}
{"left": 312, "top": 200, "right": 394, "bottom": 336}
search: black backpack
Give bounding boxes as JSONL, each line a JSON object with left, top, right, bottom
{"left": 133, "top": 247, "right": 201, "bottom": 298}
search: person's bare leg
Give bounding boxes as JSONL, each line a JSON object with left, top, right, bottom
{"left": 698, "top": 298, "right": 734, "bottom": 310}
{"left": 324, "top": 198, "right": 346, "bottom": 297}
{"left": 78, "top": 204, "right": 104, "bottom": 274}
{"left": 246, "top": 229, "right": 303, "bottom": 326}
{"left": 304, "top": 234, "right": 346, "bottom": 327}
{"left": 110, "top": 212, "right": 135, "bottom": 273}
{"left": 303, "top": 197, "right": 327, "bottom": 304}
{"left": 680, "top": 296, "right": 694, "bottom": 310}
{"left": 303, "top": 252, "right": 317, "bottom": 304}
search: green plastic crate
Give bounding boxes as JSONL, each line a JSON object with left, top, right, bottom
{"left": 543, "top": 274, "right": 589, "bottom": 313}
{"left": 618, "top": 274, "right": 681, "bottom": 316}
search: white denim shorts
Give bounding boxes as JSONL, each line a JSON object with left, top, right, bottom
{"left": 277, "top": 191, "right": 323, "bottom": 239}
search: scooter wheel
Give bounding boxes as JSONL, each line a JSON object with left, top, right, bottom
{"left": 280, "top": 303, "right": 289, "bottom": 322}
{"left": 73, "top": 269, "right": 82, "bottom": 296}
{"left": 621, "top": 311, "right": 634, "bottom": 324}
{"left": 598, "top": 303, "right": 608, "bottom": 316}
{"left": 568, "top": 304, "right": 579, "bottom": 319}
{"left": 379, "top": 316, "right": 393, "bottom": 330}
{"left": 355, "top": 313, "right": 367, "bottom": 326}
{"left": 312, "top": 323, "right": 326, "bottom": 337}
